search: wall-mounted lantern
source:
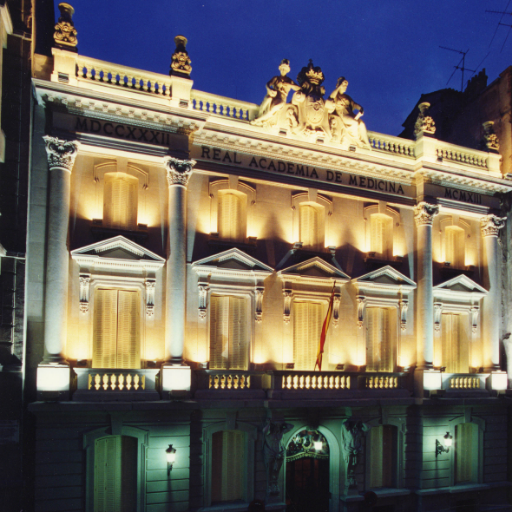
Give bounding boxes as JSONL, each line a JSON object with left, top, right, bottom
{"left": 166, "top": 444, "right": 176, "bottom": 475}
{"left": 435, "top": 432, "right": 453, "bottom": 457}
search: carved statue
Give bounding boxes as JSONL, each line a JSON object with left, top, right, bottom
{"left": 290, "top": 60, "right": 332, "bottom": 138}
{"left": 482, "top": 121, "right": 500, "bottom": 152}
{"left": 262, "top": 419, "right": 293, "bottom": 496}
{"left": 53, "top": 3, "right": 77, "bottom": 50}
{"left": 340, "top": 419, "right": 369, "bottom": 492}
{"left": 251, "top": 60, "right": 300, "bottom": 127}
{"left": 414, "top": 102, "right": 436, "bottom": 139}
{"left": 170, "top": 35, "right": 192, "bottom": 77}
{"left": 326, "top": 77, "right": 370, "bottom": 148}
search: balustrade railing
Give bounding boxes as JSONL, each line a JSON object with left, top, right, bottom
{"left": 209, "top": 373, "right": 251, "bottom": 390}
{"left": 368, "top": 133, "right": 415, "bottom": 157}
{"left": 280, "top": 372, "right": 351, "bottom": 390}
{"left": 445, "top": 374, "right": 483, "bottom": 390}
{"left": 194, "top": 370, "right": 269, "bottom": 394}
{"left": 191, "top": 90, "right": 259, "bottom": 121}
{"left": 435, "top": 147, "right": 487, "bottom": 169}
{"left": 365, "top": 374, "right": 400, "bottom": 389}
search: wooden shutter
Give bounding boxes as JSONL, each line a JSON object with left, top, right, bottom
{"left": 218, "top": 192, "right": 243, "bottom": 242}
{"left": 445, "top": 226, "right": 465, "bottom": 268}
{"left": 456, "top": 423, "right": 476, "bottom": 483}
{"left": 370, "top": 214, "right": 393, "bottom": 259}
{"left": 229, "top": 296, "right": 248, "bottom": 370}
{"left": 442, "top": 313, "right": 469, "bottom": 373}
{"left": 300, "top": 204, "right": 319, "bottom": 249}
{"left": 212, "top": 430, "right": 244, "bottom": 503}
{"left": 210, "top": 296, "right": 230, "bottom": 370}
{"left": 117, "top": 290, "right": 141, "bottom": 369}
{"left": 104, "top": 173, "right": 138, "bottom": 230}
{"left": 293, "top": 302, "right": 322, "bottom": 370}
{"left": 369, "top": 425, "right": 395, "bottom": 488}
{"left": 367, "top": 308, "right": 394, "bottom": 372}
{"left": 93, "top": 289, "right": 118, "bottom": 368}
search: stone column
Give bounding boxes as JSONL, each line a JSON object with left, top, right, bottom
{"left": 163, "top": 157, "right": 195, "bottom": 364}
{"left": 414, "top": 202, "right": 439, "bottom": 370}
{"left": 42, "top": 136, "right": 79, "bottom": 363}
{"left": 481, "top": 215, "right": 506, "bottom": 370}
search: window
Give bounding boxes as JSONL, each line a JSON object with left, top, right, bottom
{"left": 103, "top": 172, "right": 138, "bottom": 230}
{"left": 368, "top": 425, "right": 396, "bottom": 488}
{"left": 293, "top": 301, "right": 322, "bottom": 370}
{"left": 211, "top": 430, "right": 245, "bottom": 503}
{"left": 210, "top": 295, "right": 249, "bottom": 370}
{"left": 93, "top": 289, "right": 140, "bottom": 369}
{"left": 218, "top": 190, "right": 247, "bottom": 242}
{"left": 94, "top": 435, "right": 137, "bottom": 512}
{"left": 370, "top": 214, "right": 393, "bottom": 260}
{"left": 299, "top": 202, "right": 324, "bottom": 250}
{"left": 441, "top": 313, "right": 469, "bottom": 373}
{"left": 455, "top": 423, "right": 479, "bottom": 484}
{"left": 366, "top": 308, "right": 396, "bottom": 372}
{"left": 445, "top": 225, "right": 465, "bottom": 268}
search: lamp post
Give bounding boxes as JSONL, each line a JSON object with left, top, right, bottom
{"left": 166, "top": 444, "right": 176, "bottom": 475}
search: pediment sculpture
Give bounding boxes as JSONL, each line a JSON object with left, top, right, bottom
{"left": 252, "top": 60, "right": 371, "bottom": 149}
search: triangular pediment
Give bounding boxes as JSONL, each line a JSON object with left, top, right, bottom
{"left": 354, "top": 265, "right": 416, "bottom": 289}
{"left": 278, "top": 257, "right": 350, "bottom": 281}
{"left": 434, "top": 275, "right": 487, "bottom": 295}
{"left": 192, "top": 248, "right": 274, "bottom": 273}
{"left": 71, "top": 236, "right": 165, "bottom": 263}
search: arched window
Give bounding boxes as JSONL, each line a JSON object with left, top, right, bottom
{"left": 94, "top": 435, "right": 137, "bottom": 512}
{"left": 366, "top": 307, "right": 396, "bottom": 372}
{"left": 299, "top": 202, "right": 324, "bottom": 250}
{"left": 368, "top": 425, "right": 397, "bottom": 488}
{"left": 445, "top": 225, "right": 465, "bottom": 268}
{"left": 93, "top": 289, "right": 140, "bottom": 369}
{"left": 293, "top": 301, "right": 322, "bottom": 370}
{"left": 103, "top": 172, "right": 138, "bottom": 230}
{"left": 370, "top": 213, "right": 393, "bottom": 260}
{"left": 209, "top": 295, "right": 249, "bottom": 370}
{"left": 211, "top": 430, "right": 245, "bottom": 503}
{"left": 218, "top": 190, "right": 246, "bottom": 242}
{"left": 441, "top": 313, "right": 469, "bottom": 373}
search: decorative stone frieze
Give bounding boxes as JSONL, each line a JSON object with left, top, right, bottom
{"left": 79, "top": 273, "right": 90, "bottom": 313}
{"left": 414, "top": 201, "right": 439, "bottom": 226}
{"left": 481, "top": 214, "right": 506, "bottom": 237}
{"left": 53, "top": 3, "right": 77, "bottom": 50}
{"left": 198, "top": 283, "right": 209, "bottom": 320}
{"left": 164, "top": 156, "right": 196, "bottom": 186}
{"left": 482, "top": 121, "right": 499, "bottom": 152}
{"left": 414, "top": 102, "right": 436, "bottom": 139}
{"left": 170, "top": 35, "right": 192, "bottom": 77}
{"left": 43, "top": 136, "right": 79, "bottom": 172}
{"left": 145, "top": 279, "right": 156, "bottom": 318}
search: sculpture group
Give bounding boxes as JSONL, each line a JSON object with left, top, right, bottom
{"left": 252, "top": 59, "right": 371, "bottom": 149}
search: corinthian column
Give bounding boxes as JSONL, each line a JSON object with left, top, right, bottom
{"left": 163, "top": 157, "right": 195, "bottom": 364}
{"left": 414, "top": 202, "right": 439, "bottom": 370}
{"left": 42, "top": 136, "right": 79, "bottom": 363}
{"left": 481, "top": 215, "right": 506, "bottom": 370}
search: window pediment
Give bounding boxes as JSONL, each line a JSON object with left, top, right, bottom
{"left": 192, "top": 248, "right": 273, "bottom": 277}
{"left": 278, "top": 257, "right": 350, "bottom": 284}
{"left": 354, "top": 265, "right": 416, "bottom": 293}
{"left": 433, "top": 275, "right": 487, "bottom": 302}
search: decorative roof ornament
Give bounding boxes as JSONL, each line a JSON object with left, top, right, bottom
{"left": 482, "top": 121, "right": 500, "bottom": 152}
{"left": 414, "top": 102, "right": 436, "bottom": 139}
{"left": 53, "top": 3, "right": 77, "bottom": 51}
{"left": 170, "top": 35, "right": 192, "bottom": 78}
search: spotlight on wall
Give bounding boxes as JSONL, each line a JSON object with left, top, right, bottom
{"left": 435, "top": 432, "right": 453, "bottom": 457}
{"left": 166, "top": 444, "right": 176, "bottom": 475}
{"left": 314, "top": 440, "right": 323, "bottom": 451}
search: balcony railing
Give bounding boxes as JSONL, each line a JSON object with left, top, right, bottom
{"left": 73, "top": 368, "right": 160, "bottom": 401}
{"left": 193, "top": 370, "right": 270, "bottom": 398}
{"left": 441, "top": 373, "right": 489, "bottom": 393}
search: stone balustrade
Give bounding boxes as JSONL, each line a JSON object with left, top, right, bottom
{"left": 368, "top": 132, "right": 415, "bottom": 157}
{"left": 449, "top": 376, "right": 481, "bottom": 389}
{"left": 436, "top": 146, "right": 487, "bottom": 168}
{"left": 191, "top": 90, "right": 259, "bottom": 121}
{"left": 365, "top": 374, "right": 400, "bottom": 389}
{"left": 209, "top": 373, "right": 251, "bottom": 390}
{"left": 280, "top": 372, "right": 351, "bottom": 390}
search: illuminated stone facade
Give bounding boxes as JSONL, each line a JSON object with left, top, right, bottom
{"left": 24, "top": 6, "right": 512, "bottom": 512}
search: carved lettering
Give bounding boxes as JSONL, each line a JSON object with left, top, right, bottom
{"left": 201, "top": 146, "right": 210, "bottom": 159}
{"left": 326, "top": 170, "right": 333, "bottom": 181}
{"left": 75, "top": 117, "right": 88, "bottom": 131}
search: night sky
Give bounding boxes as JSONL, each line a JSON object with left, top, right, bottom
{"left": 56, "top": 0, "right": 512, "bottom": 136}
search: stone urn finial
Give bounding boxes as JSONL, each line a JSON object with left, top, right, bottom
{"left": 414, "top": 101, "right": 436, "bottom": 139}
{"left": 482, "top": 121, "right": 500, "bottom": 152}
{"left": 54, "top": 3, "right": 77, "bottom": 50}
{"left": 170, "top": 35, "right": 192, "bottom": 78}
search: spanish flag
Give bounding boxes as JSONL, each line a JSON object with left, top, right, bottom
{"left": 315, "top": 281, "right": 336, "bottom": 371}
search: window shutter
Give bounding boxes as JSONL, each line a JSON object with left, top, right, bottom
{"left": 300, "top": 204, "right": 319, "bottom": 249}
{"left": 456, "top": 423, "right": 476, "bottom": 483}
{"left": 445, "top": 226, "right": 465, "bottom": 268}
{"left": 369, "top": 425, "right": 395, "bottom": 488}
{"left": 442, "top": 313, "right": 468, "bottom": 373}
{"left": 210, "top": 296, "right": 230, "bottom": 370}
{"left": 370, "top": 426, "right": 384, "bottom": 488}
{"left": 212, "top": 430, "right": 244, "bottom": 503}
{"left": 117, "top": 290, "right": 140, "bottom": 369}
{"left": 367, "top": 308, "right": 394, "bottom": 372}
{"left": 93, "top": 289, "right": 118, "bottom": 368}
{"left": 94, "top": 436, "right": 121, "bottom": 512}
{"left": 120, "top": 437, "right": 137, "bottom": 510}
{"left": 293, "top": 302, "right": 321, "bottom": 370}
{"left": 229, "top": 297, "right": 248, "bottom": 370}
{"left": 103, "top": 173, "right": 138, "bottom": 230}
{"left": 218, "top": 192, "right": 243, "bottom": 242}
{"left": 370, "top": 214, "right": 393, "bottom": 259}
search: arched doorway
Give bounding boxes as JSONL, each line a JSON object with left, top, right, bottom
{"left": 286, "top": 429, "right": 330, "bottom": 512}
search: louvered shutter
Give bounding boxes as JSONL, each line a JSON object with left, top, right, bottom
{"left": 370, "top": 426, "right": 384, "bottom": 488}
{"left": 456, "top": 423, "right": 476, "bottom": 483}
{"left": 445, "top": 226, "right": 465, "bottom": 268}
{"left": 293, "top": 302, "right": 321, "bottom": 370}
{"left": 218, "top": 192, "right": 243, "bottom": 242}
{"left": 229, "top": 297, "right": 248, "bottom": 370}
{"left": 380, "top": 308, "right": 392, "bottom": 372}
{"left": 93, "top": 289, "right": 118, "bottom": 368}
{"left": 210, "top": 296, "right": 230, "bottom": 370}
{"left": 211, "top": 430, "right": 244, "bottom": 503}
{"left": 442, "top": 313, "right": 468, "bottom": 373}
{"left": 104, "top": 173, "right": 138, "bottom": 230}
{"left": 367, "top": 308, "right": 393, "bottom": 372}
{"left": 369, "top": 425, "right": 395, "bottom": 489}
{"left": 370, "top": 215, "right": 384, "bottom": 256}
{"left": 300, "top": 204, "right": 319, "bottom": 249}
{"left": 94, "top": 436, "right": 121, "bottom": 512}
{"left": 117, "top": 290, "right": 140, "bottom": 369}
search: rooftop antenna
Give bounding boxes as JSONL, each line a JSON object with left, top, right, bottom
{"left": 439, "top": 46, "right": 476, "bottom": 92}
{"left": 486, "top": 7, "right": 512, "bottom": 51}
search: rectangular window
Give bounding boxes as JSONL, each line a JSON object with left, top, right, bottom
{"left": 293, "top": 301, "right": 322, "bottom": 370}
{"left": 366, "top": 308, "right": 395, "bottom": 372}
{"left": 441, "top": 313, "right": 469, "bottom": 373}
{"left": 93, "top": 289, "right": 140, "bottom": 369}
{"left": 370, "top": 214, "right": 393, "bottom": 260}
{"left": 445, "top": 226, "right": 465, "bottom": 268}
{"left": 210, "top": 295, "right": 249, "bottom": 370}
{"left": 211, "top": 430, "right": 244, "bottom": 503}
{"left": 455, "top": 423, "right": 478, "bottom": 484}
{"left": 94, "top": 436, "right": 137, "bottom": 512}
{"left": 299, "top": 203, "right": 324, "bottom": 250}
{"left": 218, "top": 191, "right": 245, "bottom": 242}
{"left": 103, "top": 173, "right": 138, "bottom": 230}
{"left": 369, "top": 425, "right": 396, "bottom": 488}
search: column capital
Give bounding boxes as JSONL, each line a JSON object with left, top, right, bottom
{"left": 43, "top": 136, "right": 79, "bottom": 172}
{"left": 481, "top": 214, "right": 506, "bottom": 237}
{"left": 414, "top": 201, "right": 439, "bottom": 226}
{"left": 164, "top": 156, "right": 196, "bottom": 187}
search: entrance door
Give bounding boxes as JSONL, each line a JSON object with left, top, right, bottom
{"left": 285, "top": 430, "right": 330, "bottom": 512}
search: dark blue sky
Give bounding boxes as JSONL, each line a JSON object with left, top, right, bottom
{"left": 57, "top": 0, "right": 512, "bottom": 136}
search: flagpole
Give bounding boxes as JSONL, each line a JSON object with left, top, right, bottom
{"left": 315, "top": 280, "right": 336, "bottom": 371}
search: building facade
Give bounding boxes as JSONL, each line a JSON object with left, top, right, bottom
{"left": 25, "top": 6, "right": 512, "bottom": 512}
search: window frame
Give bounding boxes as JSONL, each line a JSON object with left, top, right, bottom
{"left": 292, "top": 191, "right": 332, "bottom": 251}
{"left": 438, "top": 215, "right": 471, "bottom": 269}
{"left": 363, "top": 203, "right": 400, "bottom": 259}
